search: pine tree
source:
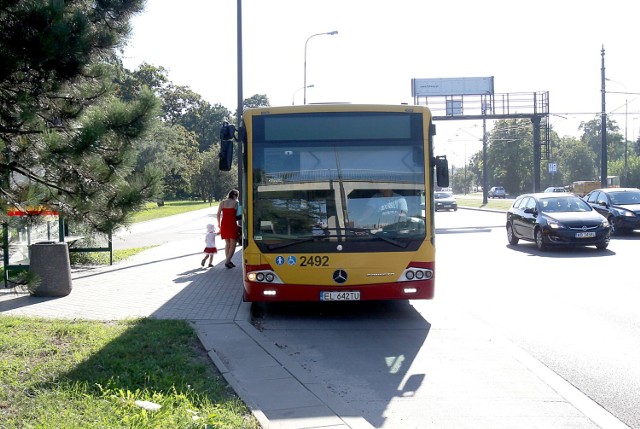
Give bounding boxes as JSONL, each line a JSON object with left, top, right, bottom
{"left": 0, "top": 0, "right": 161, "bottom": 233}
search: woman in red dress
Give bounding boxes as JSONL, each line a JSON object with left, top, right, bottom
{"left": 217, "top": 189, "right": 239, "bottom": 268}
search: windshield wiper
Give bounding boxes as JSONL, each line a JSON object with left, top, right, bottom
{"left": 266, "top": 237, "right": 316, "bottom": 251}
{"left": 346, "top": 228, "right": 408, "bottom": 248}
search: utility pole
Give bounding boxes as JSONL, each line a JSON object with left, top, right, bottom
{"left": 236, "top": 0, "right": 243, "bottom": 194}
{"left": 482, "top": 115, "right": 488, "bottom": 204}
{"left": 601, "top": 46, "right": 607, "bottom": 188}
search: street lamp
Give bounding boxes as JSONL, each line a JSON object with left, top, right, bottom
{"left": 304, "top": 31, "right": 338, "bottom": 105}
{"left": 292, "top": 84, "right": 314, "bottom": 105}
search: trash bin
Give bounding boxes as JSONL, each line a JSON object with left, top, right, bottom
{"left": 28, "top": 242, "right": 72, "bottom": 297}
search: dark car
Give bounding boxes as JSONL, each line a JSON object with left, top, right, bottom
{"left": 506, "top": 192, "right": 610, "bottom": 251}
{"left": 584, "top": 187, "right": 640, "bottom": 235}
{"left": 434, "top": 191, "right": 457, "bottom": 211}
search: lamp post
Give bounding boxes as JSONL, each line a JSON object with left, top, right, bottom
{"left": 292, "top": 84, "right": 314, "bottom": 105}
{"left": 304, "top": 31, "right": 338, "bottom": 105}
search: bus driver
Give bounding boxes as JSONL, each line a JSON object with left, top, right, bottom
{"left": 361, "top": 189, "right": 408, "bottom": 228}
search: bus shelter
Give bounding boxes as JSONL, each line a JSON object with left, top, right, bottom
{"left": 2, "top": 206, "right": 113, "bottom": 288}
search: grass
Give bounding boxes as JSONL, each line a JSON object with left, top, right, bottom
{"left": 456, "top": 195, "right": 512, "bottom": 211}
{"left": 0, "top": 317, "right": 260, "bottom": 429}
{"left": 69, "top": 246, "right": 157, "bottom": 266}
{"left": 131, "top": 200, "right": 215, "bottom": 223}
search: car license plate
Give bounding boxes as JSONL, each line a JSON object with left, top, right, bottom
{"left": 320, "top": 291, "right": 360, "bottom": 301}
{"left": 575, "top": 231, "right": 596, "bottom": 238}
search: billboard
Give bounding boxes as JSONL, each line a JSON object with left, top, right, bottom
{"left": 412, "top": 77, "right": 494, "bottom": 97}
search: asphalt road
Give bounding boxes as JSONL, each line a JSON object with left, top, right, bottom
{"left": 253, "top": 209, "right": 639, "bottom": 428}
{"left": 435, "top": 209, "right": 640, "bottom": 428}
{"left": 111, "top": 206, "right": 217, "bottom": 250}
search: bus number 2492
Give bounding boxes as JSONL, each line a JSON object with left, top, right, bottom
{"left": 299, "top": 255, "right": 329, "bottom": 267}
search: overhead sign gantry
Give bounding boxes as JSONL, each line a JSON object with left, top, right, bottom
{"left": 411, "top": 76, "right": 550, "bottom": 196}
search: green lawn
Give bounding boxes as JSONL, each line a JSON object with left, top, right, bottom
{"left": 455, "top": 195, "right": 512, "bottom": 211}
{"left": 0, "top": 317, "right": 260, "bottom": 428}
{"left": 131, "top": 200, "right": 215, "bottom": 223}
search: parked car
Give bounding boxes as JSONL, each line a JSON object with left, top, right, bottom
{"left": 488, "top": 186, "right": 506, "bottom": 198}
{"left": 434, "top": 191, "right": 457, "bottom": 211}
{"left": 584, "top": 187, "right": 640, "bottom": 235}
{"left": 506, "top": 192, "right": 610, "bottom": 251}
{"left": 544, "top": 186, "right": 566, "bottom": 193}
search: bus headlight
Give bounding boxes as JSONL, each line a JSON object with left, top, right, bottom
{"left": 247, "top": 270, "right": 283, "bottom": 284}
{"left": 400, "top": 267, "right": 433, "bottom": 282}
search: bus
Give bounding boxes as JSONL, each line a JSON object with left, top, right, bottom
{"left": 226, "top": 104, "right": 448, "bottom": 302}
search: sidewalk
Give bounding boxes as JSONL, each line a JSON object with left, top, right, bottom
{"left": 0, "top": 236, "right": 627, "bottom": 429}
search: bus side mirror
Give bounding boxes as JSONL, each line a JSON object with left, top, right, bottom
{"left": 434, "top": 156, "right": 449, "bottom": 188}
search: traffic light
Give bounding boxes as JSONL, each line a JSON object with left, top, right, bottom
{"left": 219, "top": 121, "right": 236, "bottom": 171}
{"left": 219, "top": 140, "right": 233, "bottom": 171}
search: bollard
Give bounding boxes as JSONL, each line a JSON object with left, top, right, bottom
{"left": 28, "top": 242, "right": 72, "bottom": 297}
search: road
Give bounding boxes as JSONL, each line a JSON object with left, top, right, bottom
{"left": 251, "top": 209, "right": 639, "bottom": 428}
{"left": 435, "top": 209, "right": 640, "bottom": 428}
{"left": 111, "top": 206, "right": 218, "bottom": 250}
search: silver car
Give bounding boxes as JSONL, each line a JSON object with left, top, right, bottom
{"left": 434, "top": 191, "right": 457, "bottom": 211}
{"left": 488, "top": 186, "right": 506, "bottom": 199}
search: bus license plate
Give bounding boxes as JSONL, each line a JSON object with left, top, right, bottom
{"left": 575, "top": 231, "right": 595, "bottom": 238}
{"left": 320, "top": 291, "right": 360, "bottom": 301}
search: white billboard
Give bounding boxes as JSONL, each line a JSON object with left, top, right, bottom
{"left": 412, "top": 77, "right": 494, "bottom": 97}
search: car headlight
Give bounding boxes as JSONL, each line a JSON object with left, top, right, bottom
{"left": 547, "top": 220, "right": 564, "bottom": 229}
{"left": 602, "top": 219, "right": 610, "bottom": 228}
{"left": 615, "top": 209, "right": 636, "bottom": 217}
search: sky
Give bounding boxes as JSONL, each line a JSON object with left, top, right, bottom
{"left": 121, "top": 0, "right": 640, "bottom": 166}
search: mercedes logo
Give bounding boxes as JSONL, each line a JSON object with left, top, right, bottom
{"left": 333, "top": 269, "right": 347, "bottom": 284}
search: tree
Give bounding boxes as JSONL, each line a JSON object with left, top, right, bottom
{"left": 191, "top": 146, "right": 237, "bottom": 202}
{"left": 179, "top": 101, "right": 231, "bottom": 152}
{"left": 243, "top": 94, "right": 270, "bottom": 110}
{"left": 579, "top": 116, "right": 624, "bottom": 178}
{"left": 486, "top": 119, "right": 533, "bottom": 195}
{"left": 552, "top": 136, "right": 596, "bottom": 184}
{"left": 451, "top": 167, "right": 476, "bottom": 195}
{"left": 139, "top": 123, "right": 202, "bottom": 200}
{"left": 117, "top": 62, "right": 169, "bottom": 102}
{"left": 0, "top": 0, "right": 162, "bottom": 233}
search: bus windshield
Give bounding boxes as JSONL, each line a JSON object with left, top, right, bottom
{"left": 251, "top": 112, "right": 426, "bottom": 253}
